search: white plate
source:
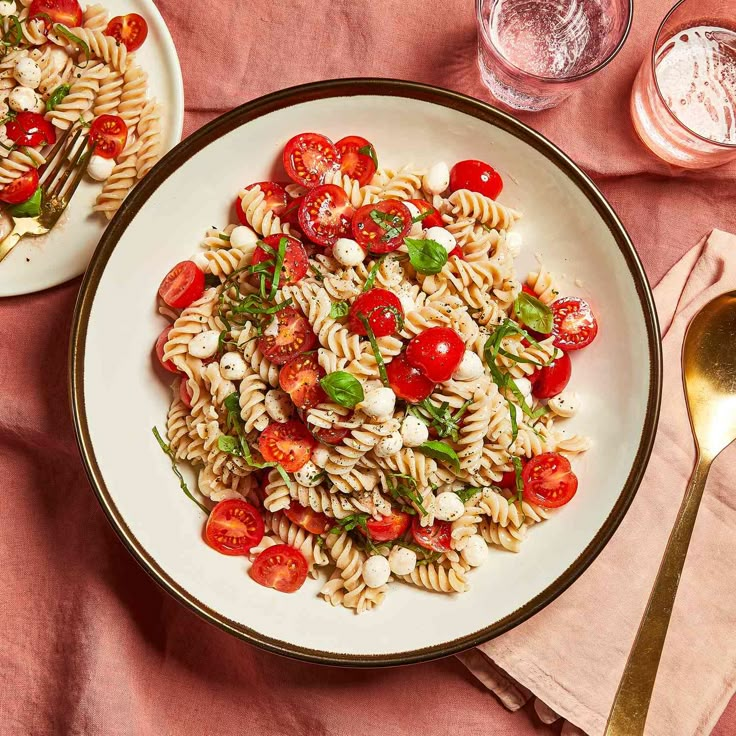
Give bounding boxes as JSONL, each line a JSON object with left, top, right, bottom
{"left": 71, "top": 80, "right": 662, "bottom": 665}
{"left": 0, "top": 0, "right": 184, "bottom": 297}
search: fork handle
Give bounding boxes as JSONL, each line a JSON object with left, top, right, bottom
{"left": 0, "top": 218, "right": 48, "bottom": 263}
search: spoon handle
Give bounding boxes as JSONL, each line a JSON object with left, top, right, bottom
{"left": 605, "top": 456, "right": 712, "bottom": 735}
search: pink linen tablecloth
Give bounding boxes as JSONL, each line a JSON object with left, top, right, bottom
{"left": 2, "top": 1, "right": 736, "bottom": 734}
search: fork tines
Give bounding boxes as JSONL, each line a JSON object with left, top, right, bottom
{"left": 40, "top": 124, "right": 95, "bottom": 202}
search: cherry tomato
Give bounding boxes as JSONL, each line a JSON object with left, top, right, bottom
{"left": 449, "top": 159, "right": 503, "bottom": 200}
{"left": 244, "top": 181, "right": 288, "bottom": 215}
{"left": 449, "top": 245, "right": 465, "bottom": 260}
{"left": 386, "top": 353, "right": 436, "bottom": 403}
{"left": 551, "top": 297, "right": 598, "bottom": 351}
{"left": 234, "top": 196, "right": 248, "bottom": 226}
{"left": 154, "top": 327, "right": 180, "bottom": 374}
{"left": 497, "top": 461, "right": 527, "bottom": 490}
{"left": 179, "top": 377, "right": 193, "bottom": 408}
{"left": 249, "top": 544, "right": 308, "bottom": 593}
{"left": 284, "top": 502, "right": 331, "bottom": 534}
{"left": 335, "top": 135, "right": 376, "bottom": 187}
{"left": 365, "top": 511, "right": 411, "bottom": 542}
{"left": 522, "top": 284, "right": 536, "bottom": 296}
{"left": 348, "top": 288, "right": 403, "bottom": 338}
{"left": 29, "top": 0, "right": 82, "bottom": 26}
{"left": 408, "top": 198, "right": 444, "bottom": 228}
{"left": 88, "top": 115, "right": 128, "bottom": 159}
{"left": 405, "top": 327, "right": 464, "bottom": 382}
{"left": 279, "top": 352, "right": 326, "bottom": 410}
{"left": 158, "top": 261, "right": 205, "bottom": 309}
{"left": 258, "top": 307, "right": 317, "bottom": 365}
{"left": 522, "top": 452, "right": 578, "bottom": 508}
{"left": 5, "top": 112, "right": 56, "bottom": 148}
{"left": 251, "top": 234, "right": 308, "bottom": 287}
{"left": 352, "top": 200, "right": 412, "bottom": 254}
{"left": 311, "top": 424, "right": 351, "bottom": 445}
{"left": 0, "top": 168, "right": 38, "bottom": 204}
{"left": 280, "top": 195, "right": 304, "bottom": 227}
{"left": 411, "top": 517, "right": 452, "bottom": 552}
{"left": 283, "top": 132, "right": 340, "bottom": 188}
{"left": 298, "top": 184, "right": 353, "bottom": 247}
{"left": 258, "top": 420, "right": 315, "bottom": 472}
{"left": 532, "top": 351, "right": 571, "bottom": 399}
{"left": 105, "top": 13, "right": 148, "bottom": 52}
{"left": 205, "top": 499, "right": 265, "bottom": 555}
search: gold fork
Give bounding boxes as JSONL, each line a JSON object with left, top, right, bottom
{"left": 0, "top": 125, "right": 95, "bottom": 263}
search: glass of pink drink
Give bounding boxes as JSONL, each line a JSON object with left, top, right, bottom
{"left": 475, "top": 0, "right": 633, "bottom": 112}
{"left": 631, "top": 0, "right": 736, "bottom": 169}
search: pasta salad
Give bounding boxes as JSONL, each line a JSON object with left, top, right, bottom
{"left": 152, "top": 132, "right": 599, "bottom": 613}
{"left": 0, "top": 0, "right": 161, "bottom": 220}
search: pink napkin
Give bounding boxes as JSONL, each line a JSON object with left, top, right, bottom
{"left": 459, "top": 229, "right": 736, "bottom": 735}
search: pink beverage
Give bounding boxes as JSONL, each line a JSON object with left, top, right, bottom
{"left": 475, "top": 0, "right": 632, "bottom": 111}
{"left": 631, "top": 0, "right": 736, "bottom": 168}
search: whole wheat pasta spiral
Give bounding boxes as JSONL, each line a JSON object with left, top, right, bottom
{"left": 46, "top": 61, "right": 106, "bottom": 129}
{"left": 67, "top": 27, "right": 128, "bottom": 72}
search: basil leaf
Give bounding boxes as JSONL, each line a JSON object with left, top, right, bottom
{"left": 217, "top": 435, "right": 241, "bottom": 455}
{"left": 362, "top": 256, "right": 386, "bottom": 292}
{"left": 417, "top": 441, "right": 460, "bottom": 469}
{"left": 515, "top": 292, "right": 553, "bottom": 335}
{"left": 320, "top": 371, "right": 364, "bottom": 408}
{"left": 404, "top": 237, "right": 448, "bottom": 275}
{"left": 223, "top": 391, "right": 241, "bottom": 415}
{"left": 330, "top": 300, "right": 349, "bottom": 318}
{"left": 8, "top": 187, "right": 41, "bottom": 217}
{"left": 357, "top": 143, "right": 378, "bottom": 170}
{"left": 456, "top": 487, "right": 482, "bottom": 503}
{"left": 45, "top": 83, "right": 70, "bottom": 112}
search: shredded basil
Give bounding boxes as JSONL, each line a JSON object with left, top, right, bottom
{"left": 45, "top": 84, "right": 70, "bottom": 112}
{"left": 411, "top": 208, "right": 435, "bottom": 224}
{"left": 362, "top": 256, "right": 386, "bottom": 292}
{"left": 456, "top": 487, "right": 482, "bottom": 503}
{"left": 320, "top": 371, "right": 364, "bottom": 408}
{"left": 417, "top": 441, "right": 460, "bottom": 470}
{"left": 511, "top": 456, "right": 525, "bottom": 511}
{"left": 54, "top": 24, "right": 91, "bottom": 64}
{"left": 386, "top": 472, "right": 426, "bottom": 515}
{"left": 416, "top": 398, "right": 470, "bottom": 442}
{"left": 357, "top": 143, "right": 378, "bottom": 169}
{"left": 369, "top": 208, "right": 404, "bottom": 242}
{"left": 328, "top": 513, "right": 369, "bottom": 535}
{"left": 357, "top": 315, "right": 389, "bottom": 386}
{"left": 404, "top": 237, "right": 448, "bottom": 275}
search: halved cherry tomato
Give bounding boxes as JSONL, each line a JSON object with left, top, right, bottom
{"left": 154, "top": 327, "right": 180, "bottom": 374}
{"left": 449, "top": 245, "right": 465, "bottom": 260}
{"left": 5, "top": 112, "right": 56, "bottom": 148}
{"left": 88, "top": 115, "right": 128, "bottom": 159}
{"left": 366, "top": 511, "right": 411, "bottom": 542}
{"left": 258, "top": 307, "right": 317, "bottom": 365}
{"left": 251, "top": 234, "right": 308, "bottom": 287}
{"left": 411, "top": 517, "right": 452, "bottom": 552}
{"left": 284, "top": 502, "right": 331, "bottom": 534}
{"left": 105, "top": 13, "right": 148, "bottom": 52}
{"left": 311, "top": 424, "right": 350, "bottom": 445}
{"left": 258, "top": 420, "right": 315, "bottom": 472}
{"left": 298, "top": 184, "right": 354, "bottom": 247}
{"left": 179, "top": 377, "right": 193, "bottom": 408}
{"left": 532, "top": 351, "right": 571, "bottom": 399}
{"left": 279, "top": 352, "right": 326, "bottom": 410}
{"left": 335, "top": 135, "right": 376, "bottom": 187}
{"left": 449, "top": 159, "right": 503, "bottom": 200}
{"left": 408, "top": 198, "right": 444, "bottom": 229}
{"left": 280, "top": 195, "right": 303, "bottom": 227}
{"left": 405, "top": 327, "right": 464, "bottom": 382}
{"left": 352, "top": 200, "right": 412, "bottom": 254}
{"left": 245, "top": 181, "right": 287, "bottom": 214}
{"left": 29, "top": 0, "right": 82, "bottom": 26}
{"left": 249, "top": 544, "right": 308, "bottom": 593}
{"left": 551, "top": 297, "right": 598, "bottom": 351}
{"left": 522, "top": 452, "right": 578, "bottom": 508}
{"left": 386, "top": 353, "right": 436, "bottom": 403}
{"left": 283, "top": 132, "right": 340, "bottom": 188}
{"left": 348, "top": 288, "right": 403, "bottom": 338}
{"left": 0, "top": 168, "right": 38, "bottom": 204}
{"left": 234, "top": 196, "right": 248, "bottom": 226}
{"left": 205, "top": 499, "right": 264, "bottom": 555}
{"left": 158, "top": 261, "right": 205, "bottom": 309}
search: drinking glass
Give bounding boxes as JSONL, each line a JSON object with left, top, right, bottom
{"left": 475, "top": 0, "right": 633, "bottom": 112}
{"left": 630, "top": 0, "right": 736, "bottom": 169}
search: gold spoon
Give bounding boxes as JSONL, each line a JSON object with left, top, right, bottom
{"left": 605, "top": 291, "right": 736, "bottom": 735}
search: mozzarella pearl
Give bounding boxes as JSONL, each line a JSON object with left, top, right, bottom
{"left": 461, "top": 535, "right": 489, "bottom": 567}
{"left": 434, "top": 491, "right": 465, "bottom": 522}
{"left": 187, "top": 330, "right": 220, "bottom": 359}
{"left": 452, "top": 351, "right": 484, "bottom": 381}
{"left": 13, "top": 57, "right": 41, "bottom": 89}
{"left": 294, "top": 460, "right": 322, "bottom": 487}
{"left": 311, "top": 443, "right": 330, "bottom": 469}
{"left": 400, "top": 414, "right": 428, "bottom": 447}
{"left": 264, "top": 389, "right": 293, "bottom": 423}
{"left": 229, "top": 225, "right": 259, "bottom": 249}
{"left": 333, "top": 237, "right": 365, "bottom": 267}
{"left": 0, "top": 2, "right": 17, "bottom": 18}
{"left": 219, "top": 351, "right": 247, "bottom": 381}
{"left": 515, "top": 376, "right": 533, "bottom": 401}
{"left": 87, "top": 154, "right": 115, "bottom": 182}
{"left": 389, "top": 546, "right": 417, "bottom": 576}
{"left": 362, "top": 555, "right": 391, "bottom": 588}
{"left": 425, "top": 226, "right": 456, "bottom": 254}
{"left": 374, "top": 431, "right": 402, "bottom": 458}
{"left": 403, "top": 200, "right": 424, "bottom": 237}
{"left": 548, "top": 390, "right": 580, "bottom": 418}
{"left": 422, "top": 161, "right": 450, "bottom": 195}
{"left": 506, "top": 230, "right": 523, "bottom": 257}
{"left": 8, "top": 86, "right": 41, "bottom": 113}
{"left": 358, "top": 387, "right": 396, "bottom": 420}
